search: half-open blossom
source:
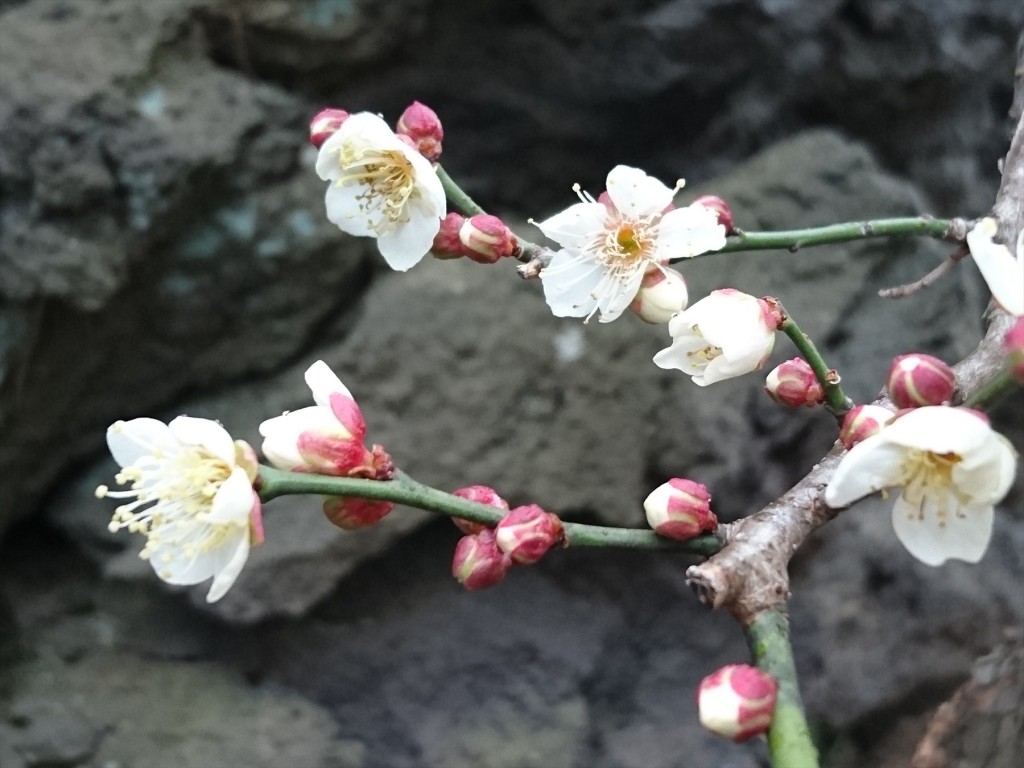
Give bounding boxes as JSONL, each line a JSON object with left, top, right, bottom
{"left": 96, "top": 417, "right": 262, "bottom": 603}
{"left": 316, "top": 112, "right": 446, "bottom": 271}
{"left": 886, "top": 353, "right": 956, "bottom": 408}
{"left": 965, "top": 218, "right": 1024, "bottom": 317}
{"left": 259, "top": 360, "right": 393, "bottom": 479}
{"left": 653, "top": 289, "right": 776, "bottom": 385}
{"left": 494, "top": 504, "right": 564, "bottom": 564}
{"left": 825, "top": 406, "right": 1017, "bottom": 566}
{"left": 536, "top": 165, "right": 726, "bottom": 323}
{"left": 629, "top": 266, "right": 689, "bottom": 324}
{"left": 697, "top": 664, "right": 777, "bottom": 742}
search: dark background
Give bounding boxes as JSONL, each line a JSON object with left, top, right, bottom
{"left": 1, "top": 1, "right": 1023, "bottom": 767}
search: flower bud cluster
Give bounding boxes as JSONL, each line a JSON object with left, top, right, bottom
{"left": 431, "top": 213, "right": 519, "bottom": 263}
{"left": 450, "top": 486, "right": 564, "bottom": 590}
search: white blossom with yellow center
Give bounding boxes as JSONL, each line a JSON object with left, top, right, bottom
{"left": 825, "top": 406, "right": 1017, "bottom": 566}
{"left": 965, "top": 217, "right": 1024, "bottom": 317}
{"left": 536, "top": 165, "right": 726, "bottom": 323}
{"left": 653, "top": 289, "right": 776, "bottom": 385}
{"left": 316, "top": 112, "right": 446, "bottom": 271}
{"left": 96, "top": 416, "right": 259, "bottom": 602}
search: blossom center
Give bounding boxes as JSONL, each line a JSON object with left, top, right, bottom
{"left": 898, "top": 449, "right": 965, "bottom": 525}
{"left": 336, "top": 144, "right": 416, "bottom": 232}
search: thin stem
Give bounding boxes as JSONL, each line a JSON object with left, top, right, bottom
{"left": 257, "top": 466, "right": 721, "bottom": 555}
{"left": 746, "top": 608, "right": 819, "bottom": 768}
{"left": 436, "top": 165, "right": 486, "bottom": 217}
{"left": 963, "top": 368, "right": 1017, "bottom": 408}
{"left": 679, "top": 217, "right": 962, "bottom": 261}
{"left": 777, "top": 307, "right": 853, "bottom": 417}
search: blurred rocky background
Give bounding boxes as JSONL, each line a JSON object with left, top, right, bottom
{"left": 1, "top": 1, "right": 1023, "bottom": 766}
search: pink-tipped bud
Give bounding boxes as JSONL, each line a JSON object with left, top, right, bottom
{"left": 764, "top": 358, "right": 824, "bottom": 408}
{"left": 323, "top": 496, "right": 395, "bottom": 530}
{"left": 758, "top": 296, "right": 785, "bottom": 331}
{"left": 643, "top": 479, "right": 716, "bottom": 540}
{"left": 451, "top": 485, "right": 510, "bottom": 535}
{"left": 396, "top": 101, "right": 443, "bottom": 162}
{"left": 691, "top": 195, "right": 735, "bottom": 234}
{"left": 886, "top": 353, "right": 957, "bottom": 408}
{"left": 839, "top": 404, "right": 896, "bottom": 449}
{"left": 309, "top": 108, "right": 350, "bottom": 148}
{"left": 697, "top": 664, "right": 777, "bottom": 742}
{"left": 459, "top": 215, "right": 518, "bottom": 264}
{"left": 629, "top": 267, "right": 689, "bottom": 324}
{"left": 1004, "top": 317, "right": 1024, "bottom": 383}
{"left": 452, "top": 529, "right": 512, "bottom": 590}
{"left": 494, "top": 504, "right": 564, "bottom": 565}
{"left": 433, "top": 212, "right": 468, "bottom": 259}
{"left": 249, "top": 493, "right": 266, "bottom": 546}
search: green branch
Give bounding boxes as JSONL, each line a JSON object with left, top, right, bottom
{"left": 436, "top": 165, "right": 487, "bottom": 217}
{"left": 688, "top": 217, "right": 959, "bottom": 260}
{"left": 776, "top": 306, "right": 853, "bottom": 417}
{"left": 963, "top": 368, "right": 1018, "bottom": 409}
{"left": 746, "top": 609, "right": 819, "bottom": 768}
{"left": 257, "top": 466, "right": 721, "bottom": 555}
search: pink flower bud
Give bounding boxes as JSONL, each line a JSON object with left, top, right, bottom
{"left": 643, "top": 479, "right": 717, "bottom": 540}
{"left": 323, "top": 496, "right": 395, "bottom": 530}
{"left": 459, "top": 214, "right": 518, "bottom": 264}
{"left": 452, "top": 529, "right": 512, "bottom": 590}
{"left": 451, "top": 485, "right": 510, "bottom": 535}
{"left": 691, "top": 195, "right": 735, "bottom": 234}
{"left": 886, "top": 353, "right": 957, "bottom": 408}
{"left": 432, "top": 212, "right": 468, "bottom": 259}
{"left": 629, "top": 267, "right": 689, "bottom": 324}
{"left": 249, "top": 493, "right": 266, "bottom": 546}
{"left": 697, "top": 664, "right": 777, "bottom": 742}
{"left": 396, "top": 101, "right": 443, "bottom": 161}
{"left": 839, "top": 404, "right": 896, "bottom": 449}
{"left": 764, "top": 357, "right": 824, "bottom": 408}
{"left": 494, "top": 504, "right": 564, "bottom": 564}
{"left": 309, "top": 108, "right": 350, "bottom": 148}
{"left": 1005, "top": 317, "right": 1024, "bottom": 383}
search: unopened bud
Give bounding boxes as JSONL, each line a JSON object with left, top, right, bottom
{"left": 1005, "top": 317, "right": 1024, "bottom": 383}
{"left": 433, "top": 212, "right": 468, "bottom": 259}
{"left": 459, "top": 215, "right": 518, "bottom": 264}
{"left": 839, "top": 404, "right": 896, "bottom": 449}
{"left": 309, "top": 108, "right": 350, "bottom": 148}
{"left": 691, "top": 195, "right": 735, "bottom": 234}
{"left": 643, "top": 479, "right": 716, "bottom": 540}
{"left": 697, "top": 664, "right": 777, "bottom": 742}
{"left": 629, "top": 267, "right": 688, "bottom": 324}
{"left": 451, "top": 485, "right": 510, "bottom": 535}
{"left": 323, "top": 496, "right": 395, "bottom": 530}
{"left": 249, "top": 495, "right": 266, "bottom": 546}
{"left": 886, "top": 353, "right": 956, "bottom": 408}
{"left": 494, "top": 504, "right": 564, "bottom": 564}
{"left": 764, "top": 358, "right": 824, "bottom": 408}
{"left": 396, "top": 101, "right": 443, "bottom": 162}
{"left": 452, "top": 529, "right": 512, "bottom": 590}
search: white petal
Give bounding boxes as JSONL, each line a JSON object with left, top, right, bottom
{"left": 324, "top": 182, "right": 381, "bottom": 238}
{"left": 314, "top": 130, "right": 346, "bottom": 181}
{"left": 305, "top": 360, "right": 352, "bottom": 406}
{"left": 605, "top": 165, "right": 674, "bottom": 219}
{"left": 259, "top": 406, "right": 344, "bottom": 469}
{"left": 541, "top": 250, "right": 605, "bottom": 318}
{"left": 535, "top": 203, "right": 607, "bottom": 250}
{"left": 375, "top": 207, "right": 440, "bottom": 271}
{"left": 880, "top": 407, "right": 992, "bottom": 455}
{"left": 206, "top": 467, "right": 255, "bottom": 525}
{"left": 824, "top": 437, "right": 907, "bottom": 508}
{"left": 595, "top": 269, "right": 645, "bottom": 323}
{"left": 655, "top": 205, "right": 727, "bottom": 259}
{"left": 403, "top": 147, "right": 447, "bottom": 216}
{"left": 168, "top": 416, "right": 235, "bottom": 465}
{"left": 652, "top": 334, "right": 708, "bottom": 374}
{"left": 106, "top": 418, "right": 176, "bottom": 468}
{"left": 149, "top": 527, "right": 243, "bottom": 586}
{"left": 967, "top": 217, "right": 1024, "bottom": 316}
{"left": 205, "top": 532, "right": 251, "bottom": 603}
{"left": 952, "top": 433, "right": 1018, "bottom": 505}
{"left": 891, "top": 494, "right": 994, "bottom": 566}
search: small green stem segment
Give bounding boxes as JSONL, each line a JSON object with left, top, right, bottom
{"left": 963, "top": 368, "right": 1017, "bottom": 408}
{"left": 257, "top": 466, "right": 720, "bottom": 555}
{"left": 777, "top": 306, "right": 853, "bottom": 417}
{"left": 746, "top": 608, "right": 819, "bottom": 768}
{"left": 695, "top": 217, "right": 957, "bottom": 260}
{"left": 436, "top": 165, "right": 486, "bottom": 217}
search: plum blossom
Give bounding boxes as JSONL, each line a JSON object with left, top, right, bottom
{"left": 653, "top": 289, "right": 776, "bottom": 385}
{"left": 825, "top": 406, "right": 1017, "bottom": 566}
{"left": 536, "top": 165, "right": 726, "bottom": 323}
{"left": 965, "top": 217, "right": 1024, "bottom": 317}
{"left": 96, "top": 416, "right": 263, "bottom": 602}
{"left": 316, "top": 112, "right": 446, "bottom": 271}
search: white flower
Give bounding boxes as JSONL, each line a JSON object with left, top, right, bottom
{"left": 825, "top": 406, "right": 1017, "bottom": 566}
{"left": 316, "top": 112, "right": 446, "bottom": 271}
{"left": 536, "top": 165, "right": 726, "bottom": 323}
{"left": 96, "top": 416, "right": 261, "bottom": 602}
{"left": 965, "top": 217, "right": 1024, "bottom": 317}
{"left": 653, "top": 289, "right": 776, "bottom": 385}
